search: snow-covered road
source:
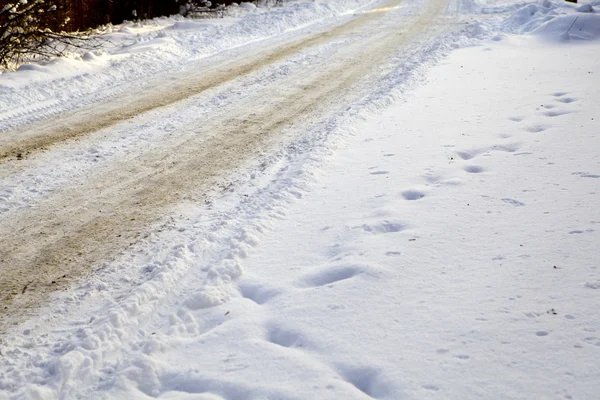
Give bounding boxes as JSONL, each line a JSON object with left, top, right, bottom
{"left": 1, "top": 0, "right": 599, "bottom": 398}
{"left": 0, "top": 0, "right": 454, "bottom": 330}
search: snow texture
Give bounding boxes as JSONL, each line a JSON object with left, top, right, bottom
{"left": 1, "top": 0, "right": 599, "bottom": 399}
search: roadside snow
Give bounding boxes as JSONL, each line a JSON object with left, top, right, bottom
{"left": 1, "top": 0, "right": 600, "bottom": 399}
{"left": 228, "top": 34, "right": 599, "bottom": 399}
{"left": 502, "top": 0, "right": 600, "bottom": 39}
{"left": 0, "top": 0, "right": 377, "bottom": 130}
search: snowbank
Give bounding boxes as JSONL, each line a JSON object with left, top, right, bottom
{"left": 502, "top": 0, "right": 600, "bottom": 40}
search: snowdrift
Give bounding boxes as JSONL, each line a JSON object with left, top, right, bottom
{"left": 503, "top": 0, "right": 600, "bottom": 40}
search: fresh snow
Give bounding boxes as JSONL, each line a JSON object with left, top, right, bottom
{"left": 1, "top": 0, "right": 599, "bottom": 399}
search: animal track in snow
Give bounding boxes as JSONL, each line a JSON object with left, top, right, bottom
{"left": 424, "top": 174, "right": 463, "bottom": 187}
{"left": 456, "top": 143, "right": 520, "bottom": 160}
{"left": 582, "top": 336, "right": 600, "bottom": 346}
{"left": 508, "top": 116, "right": 525, "bottom": 122}
{"left": 267, "top": 325, "right": 309, "bottom": 349}
{"left": 401, "top": 189, "right": 425, "bottom": 200}
{"left": 298, "top": 264, "right": 367, "bottom": 288}
{"left": 502, "top": 198, "right": 525, "bottom": 207}
{"left": 524, "top": 124, "right": 547, "bottom": 133}
{"left": 464, "top": 165, "right": 484, "bottom": 174}
{"left": 584, "top": 281, "right": 600, "bottom": 290}
{"left": 551, "top": 92, "right": 569, "bottom": 97}
{"left": 543, "top": 110, "right": 572, "bottom": 117}
{"left": 555, "top": 97, "right": 577, "bottom": 104}
{"left": 361, "top": 220, "right": 407, "bottom": 234}
{"left": 572, "top": 172, "right": 600, "bottom": 178}
{"left": 456, "top": 149, "right": 480, "bottom": 160}
{"left": 385, "top": 251, "right": 401, "bottom": 257}
{"left": 338, "top": 365, "right": 391, "bottom": 399}
{"left": 238, "top": 282, "right": 281, "bottom": 305}
{"left": 370, "top": 171, "right": 389, "bottom": 175}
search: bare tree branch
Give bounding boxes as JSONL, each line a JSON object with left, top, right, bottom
{"left": 0, "top": 0, "right": 101, "bottom": 69}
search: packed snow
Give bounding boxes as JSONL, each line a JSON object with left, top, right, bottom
{"left": 0, "top": 0, "right": 599, "bottom": 399}
{"left": 0, "top": 0, "right": 378, "bottom": 130}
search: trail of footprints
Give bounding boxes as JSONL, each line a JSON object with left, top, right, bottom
{"left": 391, "top": 91, "right": 598, "bottom": 348}
{"left": 396, "top": 91, "right": 586, "bottom": 208}
{"left": 157, "top": 92, "right": 593, "bottom": 399}
{"left": 236, "top": 265, "right": 394, "bottom": 399}
{"left": 392, "top": 141, "right": 523, "bottom": 208}
{"left": 231, "top": 90, "right": 592, "bottom": 397}
{"left": 515, "top": 91, "right": 579, "bottom": 135}
{"left": 163, "top": 255, "right": 397, "bottom": 398}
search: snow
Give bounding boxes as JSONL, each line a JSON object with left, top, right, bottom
{"left": 1, "top": 0, "right": 600, "bottom": 399}
{"left": 243, "top": 35, "right": 599, "bottom": 399}
{"left": 501, "top": 0, "right": 600, "bottom": 40}
{"left": 0, "top": 0, "right": 377, "bottom": 130}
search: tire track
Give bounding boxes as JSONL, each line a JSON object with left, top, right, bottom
{"left": 0, "top": 0, "right": 448, "bottom": 332}
{"left": 0, "top": 0, "right": 396, "bottom": 163}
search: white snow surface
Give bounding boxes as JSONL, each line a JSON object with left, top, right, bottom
{"left": 1, "top": 0, "right": 600, "bottom": 399}
{"left": 501, "top": 0, "right": 600, "bottom": 39}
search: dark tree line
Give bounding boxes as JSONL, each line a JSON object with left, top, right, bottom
{"left": 0, "top": 0, "right": 96, "bottom": 68}
{"left": 1, "top": 1, "right": 260, "bottom": 32}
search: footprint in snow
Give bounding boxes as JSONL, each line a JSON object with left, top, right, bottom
{"left": 555, "top": 97, "right": 577, "bottom": 104}
{"left": 464, "top": 165, "right": 484, "bottom": 174}
{"left": 572, "top": 172, "right": 600, "bottom": 178}
{"left": 238, "top": 282, "right": 281, "bottom": 305}
{"left": 267, "top": 324, "right": 310, "bottom": 349}
{"left": 584, "top": 281, "right": 600, "bottom": 290}
{"left": 502, "top": 198, "right": 525, "bottom": 207}
{"left": 551, "top": 92, "right": 569, "bottom": 97}
{"left": 337, "top": 364, "right": 392, "bottom": 398}
{"left": 361, "top": 220, "right": 407, "bottom": 234}
{"left": 543, "top": 110, "right": 572, "bottom": 117}
{"left": 370, "top": 171, "right": 389, "bottom": 175}
{"left": 401, "top": 189, "right": 425, "bottom": 200}
{"left": 582, "top": 336, "right": 600, "bottom": 347}
{"left": 524, "top": 125, "right": 547, "bottom": 133}
{"left": 297, "top": 264, "right": 368, "bottom": 288}
{"left": 456, "top": 143, "right": 521, "bottom": 160}
{"left": 456, "top": 149, "right": 479, "bottom": 160}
